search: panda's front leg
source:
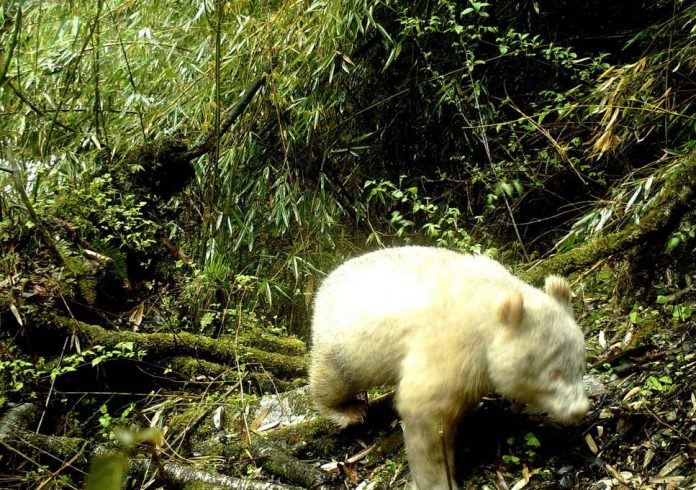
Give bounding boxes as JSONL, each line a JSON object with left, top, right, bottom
{"left": 396, "top": 352, "right": 468, "bottom": 490}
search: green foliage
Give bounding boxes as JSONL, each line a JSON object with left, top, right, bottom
{"left": 53, "top": 173, "right": 158, "bottom": 255}
{"left": 554, "top": 171, "right": 662, "bottom": 252}
{"left": 98, "top": 403, "right": 137, "bottom": 434}
{"left": 656, "top": 294, "right": 694, "bottom": 323}
{"left": 1, "top": 0, "right": 694, "bottom": 326}
{"left": 364, "top": 177, "right": 494, "bottom": 254}
{"left": 503, "top": 431, "right": 541, "bottom": 465}
{"left": 554, "top": 4, "right": 696, "bottom": 250}
{"left": 644, "top": 375, "right": 673, "bottom": 394}
{"left": 1, "top": 3, "right": 694, "bottom": 488}
{"left": 664, "top": 218, "right": 695, "bottom": 254}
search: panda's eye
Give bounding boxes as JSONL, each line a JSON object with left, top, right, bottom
{"left": 548, "top": 369, "right": 562, "bottom": 381}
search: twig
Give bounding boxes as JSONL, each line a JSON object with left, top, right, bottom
{"left": 108, "top": 6, "right": 147, "bottom": 138}
{"left": 0, "top": 438, "right": 58, "bottom": 482}
{"left": 235, "top": 289, "right": 254, "bottom": 448}
{"left": 438, "top": 420, "right": 453, "bottom": 490}
{"left": 5, "top": 80, "right": 77, "bottom": 133}
{"left": 35, "top": 443, "right": 86, "bottom": 490}
{"left": 146, "top": 459, "right": 303, "bottom": 489}
{"left": 502, "top": 194, "right": 528, "bottom": 261}
{"left": 44, "top": 12, "right": 99, "bottom": 155}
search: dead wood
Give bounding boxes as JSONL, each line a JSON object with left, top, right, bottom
{"left": 90, "top": 76, "right": 266, "bottom": 199}
{"left": 129, "top": 458, "right": 302, "bottom": 490}
{"left": 257, "top": 394, "right": 399, "bottom": 460}
{"left": 184, "top": 75, "right": 266, "bottom": 160}
{"left": 0, "top": 403, "right": 87, "bottom": 467}
{"left": 0, "top": 415, "right": 302, "bottom": 490}
{"left": 249, "top": 437, "right": 333, "bottom": 488}
{"left": 5, "top": 429, "right": 87, "bottom": 465}
{"left": 0, "top": 403, "right": 37, "bottom": 436}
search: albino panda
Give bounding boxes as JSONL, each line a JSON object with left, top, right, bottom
{"left": 309, "top": 246, "right": 590, "bottom": 489}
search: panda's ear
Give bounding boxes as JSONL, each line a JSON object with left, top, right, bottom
{"left": 498, "top": 292, "right": 524, "bottom": 328}
{"left": 544, "top": 275, "right": 571, "bottom": 306}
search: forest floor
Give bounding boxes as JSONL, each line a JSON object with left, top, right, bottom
{"left": 4, "top": 253, "right": 694, "bottom": 489}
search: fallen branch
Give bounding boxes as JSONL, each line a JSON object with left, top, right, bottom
{"left": 0, "top": 403, "right": 87, "bottom": 473}
{"left": 250, "top": 437, "right": 332, "bottom": 488}
{"left": 7, "top": 429, "right": 87, "bottom": 465}
{"left": 130, "top": 459, "right": 303, "bottom": 490}
{"left": 0, "top": 403, "right": 38, "bottom": 436}
{"left": 184, "top": 75, "right": 266, "bottom": 160}
{"left": 1, "top": 412, "right": 302, "bottom": 490}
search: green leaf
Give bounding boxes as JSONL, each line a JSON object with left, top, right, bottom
{"left": 628, "top": 311, "right": 641, "bottom": 324}
{"left": 524, "top": 432, "right": 541, "bottom": 447}
{"left": 665, "top": 236, "right": 681, "bottom": 253}
{"left": 646, "top": 376, "right": 663, "bottom": 391}
{"left": 115, "top": 342, "right": 135, "bottom": 352}
{"left": 502, "top": 454, "right": 520, "bottom": 464}
{"left": 91, "top": 355, "right": 107, "bottom": 367}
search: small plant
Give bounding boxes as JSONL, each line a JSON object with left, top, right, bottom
{"left": 664, "top": 219, "right": 695, "bottom": 254}
{"left": 98, "top": 403, "right": 136, "bottom": 434}
{"left": 656, "top": 295, "right": 694, "bottom": 323}
{"left": 55, "top": 174, "right": 158, "bottom": 255}
{"left": 502, "top": 431, "right": 541, "bottom": 465}
{"left": 643, "top": 375, "right": 674, "bottom": 395}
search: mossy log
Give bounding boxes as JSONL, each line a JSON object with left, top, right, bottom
{"left": 0, "top": 402, "right": 37, "bottom": 435}
{"left": 165, "top": 392, "right": 398, "bottom": 488}
{"left": 38, "top": 316, "right": 308, "bottom": 379}
{"left": 7, "top": 429, "right": 87, "bottom": 464}
{"left": 255, "top": 394, "right": 399, "bottom": 461}
{"left": 249, "top": 437, "right": 332, "bottom": 488}
{"left": 167, "top": 356, "right": 299, "bottom": 393}
{"left": 524, "top": 151, "right": 696, "bottom": 284}
{"left": 0, "top": 403, "right": 87, "bottom": 467}
{"left": 0, "top": 405, "right": 302, "bottom": 490}
{"left": 234, "top": 327, "right": 306, "bottom": 358}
